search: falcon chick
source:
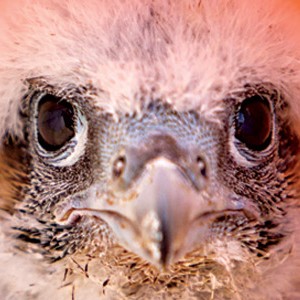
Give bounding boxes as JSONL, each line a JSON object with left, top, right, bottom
{"left": 1, "top": 0, "right": 300, "bottom": 299}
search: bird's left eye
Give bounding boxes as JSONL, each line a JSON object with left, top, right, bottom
{"left": 38, "top": 94, "right": 75, "bottom": 151}
{"left": 235, "top": 95, "right": 272, "bottom": 150}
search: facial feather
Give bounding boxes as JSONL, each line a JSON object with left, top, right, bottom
{"left": 0, "top": 1, "right": 300, "bottom": 300}
{"left": 0, "top": 0, "right": 300, "bottom": 137}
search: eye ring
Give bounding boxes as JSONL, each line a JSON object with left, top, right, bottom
{"left": 234, "top": 95, "right": 272, "bottom": 151}
{"left": 33, "top": 92, "right": 88, "bottom": 167}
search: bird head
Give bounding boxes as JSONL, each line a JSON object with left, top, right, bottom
{"left": 1, "top": 0, "right": 300, "bottom": 298}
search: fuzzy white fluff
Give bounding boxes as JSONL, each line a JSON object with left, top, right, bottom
{"left": 1, "top": 0, "right": 300, "bottom": 299}
{"left": 0, "top": 0, "right": 300, "bottom": 138}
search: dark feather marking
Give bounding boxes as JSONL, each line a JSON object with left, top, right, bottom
{"left": 72, "top": 285, "right": 75, "bottom": 300}
{"left": 71, "top": 258, "right": 89, "bottom": 278}
{"left": 103, "top": 278, "right": 109, "bottom": 287}
{"left": 63, "top": 268, "right": 69, "bottom": 282}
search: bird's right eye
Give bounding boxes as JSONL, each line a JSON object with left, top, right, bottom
{"left": 37, "top": 94, "right": 75, "bottom": 151}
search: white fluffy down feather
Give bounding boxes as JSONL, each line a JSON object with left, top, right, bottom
{"left": 0, "top": 1, "right": 300, "bottom": 299}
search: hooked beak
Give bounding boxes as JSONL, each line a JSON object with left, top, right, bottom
{"left": 60, "top": 135, "right": 254, "bottom": 269}
{"left": 127, "top": 157, "right": 205, "bottom": 266}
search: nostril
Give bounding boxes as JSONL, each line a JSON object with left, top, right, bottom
{"left": 113, "top": 155, "right": 126, "bottom": 178}
{"left": 196, "top": 156, "right": 207, "bottom": 178}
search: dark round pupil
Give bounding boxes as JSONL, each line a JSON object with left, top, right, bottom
{"left": 235, "top": 96, "right": 272, "bottom": 150}
{"left": 38, "top": 95, "right": 75, "bottom": 151}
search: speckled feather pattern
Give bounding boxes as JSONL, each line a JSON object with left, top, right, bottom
{"left": 0, "top": 1, "right": 300, "bottom": 300}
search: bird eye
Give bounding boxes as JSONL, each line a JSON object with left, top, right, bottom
{"left": 37, "top": 94, "right": 75, "bottom": 151}
{"left": 235, "top": 95, "right": 272, "bottom": 150}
